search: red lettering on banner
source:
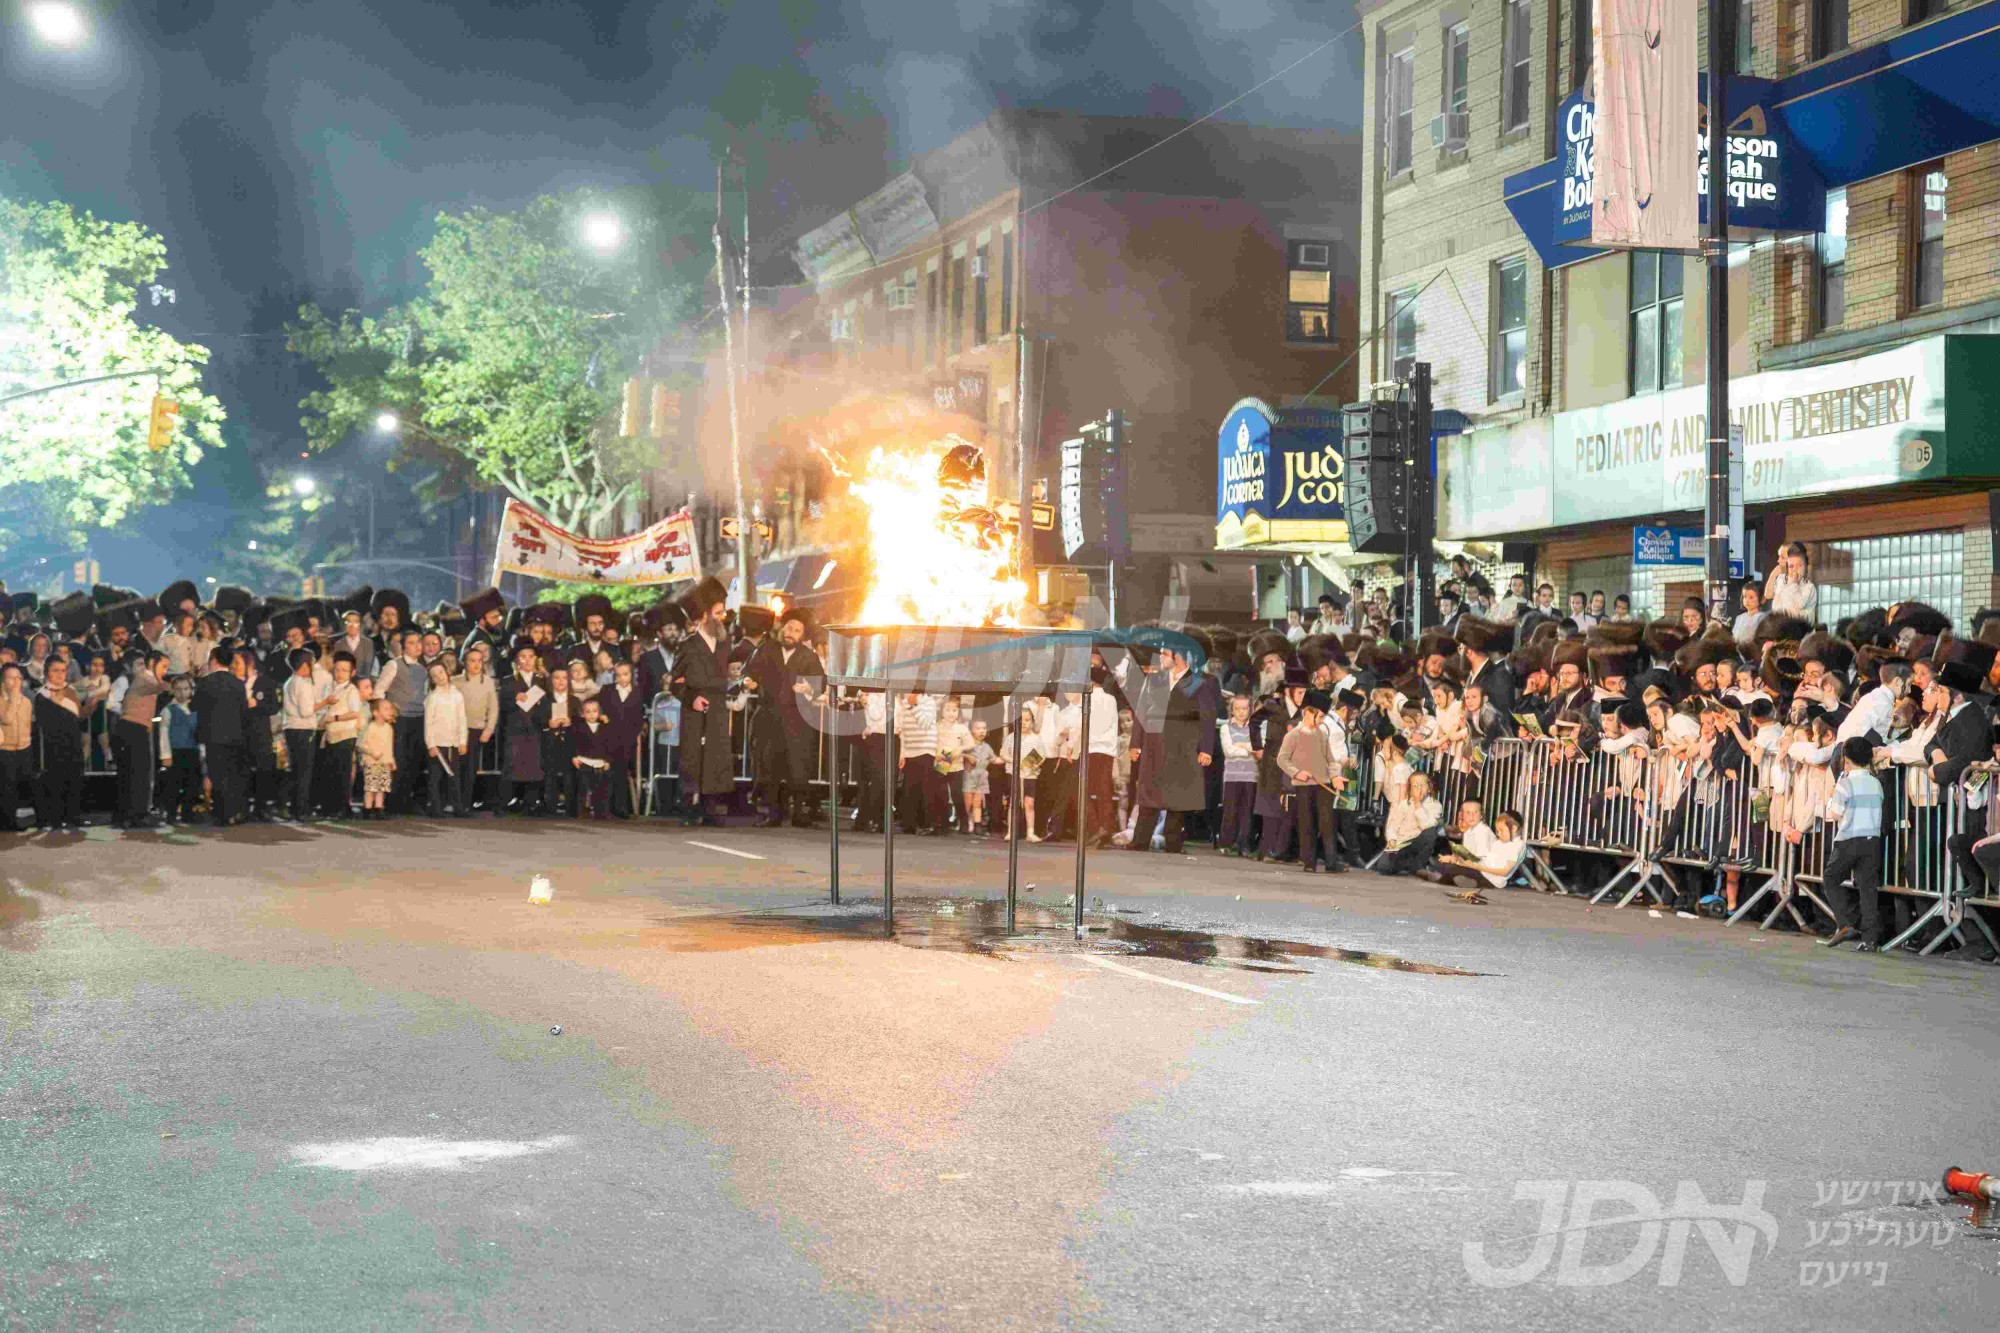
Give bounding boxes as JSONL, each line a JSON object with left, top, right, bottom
{"left": 511, "top": 533, "right": 547, "bottom": 555}
{"left": 574, "top": 550, "right": 618, "bottom": 570}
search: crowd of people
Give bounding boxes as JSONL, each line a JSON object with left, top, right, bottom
{"left": 5, "top": 542, "right": 1998, "bottom": 959}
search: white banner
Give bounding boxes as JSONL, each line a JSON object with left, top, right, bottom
{"left": 491, "top": 500, "right": 702, "bottom": 586}
{"left": 1592, "top": 0, "right": 1699, "bottom": 250}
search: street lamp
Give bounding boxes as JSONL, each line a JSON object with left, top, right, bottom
{"left": 582, "top": 213, "right": 623, "bottom": 254}
{"left": 374, "top": 411, "right": 399, "bottom": 433}
{"left": 292, "top": 475, "right": 315, "bottom": 496}
{"left": 27, "top": 1, "right": 86, "bottom": 46}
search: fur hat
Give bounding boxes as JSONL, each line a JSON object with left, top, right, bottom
{"left": 1642, "top": 617, "right": 1691, "bottom": 662}
{"left": 776, "top": 602, "right": 814, "bottom": 633}
{"left": 92, "top": 583, "right": 141, "bottom": 609}
{"left": 371, "top": 588, "right": 411, "bottom": 623}
{"left": 1752, "top": 613, "right": 1813, "bottom": 650}
{"left": 1761, "top": 641, "right": 1805, "bottom": 691}
{"left": 1367, "top": 645, "right": 1414, "bottom": 683}
{"left": 1978, "top": 618, "right": 2000, "bottom": 652}
{"left": 210, "top": 584, "right": 251, "bottom": 615}
{"left": 1245, "top": 630, "right": 1292, "bottom": 666}
{"left": 1207, "top": 626, "right": 1242, "bottom": 667}
{"left": 1853, "top": 643, "right": 1911, "bottom": 688}
{"left": 1674, "top": 624, "right": 1740, "bottom": 675}
{"left": 96, "top": 599, "right": 145, "bottom": 636}
{"left": 1551, "top": 637, "right": 1590, "bottom": 674}
{"left": 1510, "top": 639, "right": 1550, "bottom": 681}
{"left": 574, "top": 592, "right": 616, "bottom": 628}
{"left": 678, "top": 576, "right": 728, "bottom": 619}
{"left": 158, "top": 580, "right": 200, "bottom": 614}
{"left": 1591, "top": 619, "right": 1645, "bottom": 648}
{"left": 1416, "top": 628, "right": 1457, "bottom": 666}
{"left": 523, "top": 602, "right": 568, "bottom": 629}
{"left": 1526, "top": 619, "right": 1562, "bottom": 649}
{"left": 50, "top": 591, "right": 96, "bottom": 639}
{"left": 1588, "top": 640, "right": 1642, "bottom": 686}
{"left": 267, "top": 604, "right": 312, "bottom": 640}
{"left": 1843, "top": 606, "right": 1891, "bottom": 650}
{"left": 1796, "top": 629, "right": 1855, "bottom": 676}
{"left": 460, "top": 586, "right": 506, "bottom": 622}
{"left": 1937, "top": 639, "right": 1998, "bottom": 695}
{"left": 1178, "top": 625, "right": 1216, "bottom": 668}
{"left": 737, "top": 605, "right": 775, "bottom": 639}
{"left": 1888, "top": 602, "right": 1952, "bottom": 642}
{"left": 1453, "top": 615, "right": 1513, "bottom": 655}
{"left": 647, "top": 598, "right": 688, "bottom": 634}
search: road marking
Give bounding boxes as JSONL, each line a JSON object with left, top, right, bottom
{"left": 1078, "top": 954, "right": 1260, "bottom": 1006}
{"left": 686, "top": 840, "right": 766, "bottom": 861}
{"left": 289, "top": 1134, "right": 574, "bottom": 1172}
{"left": 1219, "top": 1182, "right": 1339, "bottom": 1197}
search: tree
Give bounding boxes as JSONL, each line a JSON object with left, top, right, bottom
{"left": 291, "top": 190, "right": 709, "bottom": 536}
{"left": 0, "top": 197, "right": 226, "bottom": 544}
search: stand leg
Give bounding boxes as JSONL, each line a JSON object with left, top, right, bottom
{"left": 1007, "top": 700, "right": 1022, "bottom": 935}
{"left": 1074, "top": 690, "right": 1089, "bottom": 941}
{"left": 883, "top": 702, "right": 895, "bottom": 937}
{"left": 829, "top": 715, "right": 841, "bottom": 906}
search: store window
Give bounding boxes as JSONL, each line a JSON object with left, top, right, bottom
{"left": 1570, "top": 0, "right": 1591, "bottom": 91}
{"left": 1818, "top": 186, "right": 1847, "bottom": 331}
{"left": 949, "top": 250, "right": 966, "bottom": 356}
{"left": 973, "top": 240, "right": 990, "bottom": 347}
{"left": 1288, "top": 241, "right": 1334, "bottom": 342}
{"left": 924, "top": 265, "right": 939, "bottom": 364}
{"left": 1386, "top": 44, "right": 1415, "bottom": 175}
{"left": 1388, "top": 290, "right": 1417, "bottom": 380}
{"left": 1502, "top": 0, "right": 1532, "bottom": 132}
{"left": 1908, "top": 0, "right": 1946, "bottom": 22}
{"left": 1491, "top": 258, "right": 1528, "bottom": 401}
{"left": 999, "top": 223, "right": 1015, "bottom": 336}
{"left": 1812, "top": 0, "right": 1848, "bottom": 59}
{"left": 1629, "top": 251, "right": 1685, "bottom": 395}
{"left": 1913, "top": 163, "right": 1947, "bottom": 311}
{"left": 1565, "top": 557, "right": 1665, "bottom": 623}
{"left": 1733, "top": 0, "right": 1756, "bottom": 74}
{"left": 1440, "top": 22, "right": 1470, "bottom": 147}
{"left": 1815, "top": 531, "right": 1965, "bottom": 631}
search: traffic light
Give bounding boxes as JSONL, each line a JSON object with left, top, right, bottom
{"left": 146, "top": 395, "right": 181, "bottom": 451}
{"left": 1342, "top": 398, "right": 1409, "bottom": 555}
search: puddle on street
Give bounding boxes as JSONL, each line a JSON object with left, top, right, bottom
{"left": 652, "top": 897, "right": 1486, "bottom": 976}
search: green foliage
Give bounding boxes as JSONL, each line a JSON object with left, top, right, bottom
{"left": 291, "top": 189, "right": 709, "bottom": 536}
{"left": 532, "top": 582, "right": 667, "bottom": 613}
{"left": 0, "top": 197, "right": 226, "bottom": 541}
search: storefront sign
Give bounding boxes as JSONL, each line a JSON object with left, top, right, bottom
{"left": 1633, "top": 525, "right": 1704, "bottom": 567}
{"left": 1591, "top": 0, "right": 1699, "bottom": 250}
{"left": 1214, "top": 398, "right": 1347, "bottom": 549}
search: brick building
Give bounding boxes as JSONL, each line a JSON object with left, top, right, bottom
{"left": 652, "top": 111, "right": 1359, "bottom": 620}
{"left": 1362, "top": 0, "right": 2000, "bottom": 624}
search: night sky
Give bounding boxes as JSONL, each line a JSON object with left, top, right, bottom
{"left": 4, "top": 0, "right": 1358, "bottom": 583}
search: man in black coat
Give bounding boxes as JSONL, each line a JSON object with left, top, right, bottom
{"left": 1127, "top": 637, "right": 1220, "bottom": 854}
{"left": 675, "top": 578, "right": 735, "bottom": 826}
{"left": 1933, "top": 641, "right": 1997, "bottom": 895}
{"left": 745, "top": 608, "right": 826, "bottom": 827}
{"left": 496, "top": 644, "right": 551, "bottom": 815}
{"left": 33, "top": 656, "right": 87, "bottom": 830}
{"left": 1456, "top": 615, "right": 1516, "bottom": 721}
{"left": 194, "top": 646, "right": 253, "bottom": 826}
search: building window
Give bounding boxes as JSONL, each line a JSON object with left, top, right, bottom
{"left": 1908, "top": 0, "right": 1946, "bottom": 23}
{"left": 924, "top": 266, "right": 939, "bottom": 364}
{"left": 1440, "top": 22, "right": 1470, "bottom": 146}
{"left": 1818, "top": 186, "right": 1847, "bottom": 330}
{"left": 1386, "top": 45, "right": 1415, "bottom": 174}
{"left": 973, "top": 241, "right": 990, "bottom": 347}
{"left": 1816, "top": 530, "right": 1965, "bottom": 630}
{"left": 1491, "top": 257, "right": 1528, "bottom": 401}
{"left": 1570, "top": 0, "right": 1591, "bottom": 91}
{"left": 1502, "top": 0, "right": 1533, "bottom": 132}
{"left": 1288, "top": 241, "right": 1334, "bottom": 342}
{"left": 1388, "top": 290, "right": 1417, "bottom": 380}
{"left": 1913, "top": 164, "right": 1947, "bottom": 310}
{"left": 949, "top": 253, "right": 966, "bottom": 356}
{"left": 999, "top": 226, "right": 1015, "bottom": 335}
{"left": 1629, "top": 251, "right": 1684, "bottom": 394}
{"left": 1733, "top": 0, "right": 1756, "bottom": 74}
{"left": 1812, "top": 0, "right": 1848, "bottom": 58}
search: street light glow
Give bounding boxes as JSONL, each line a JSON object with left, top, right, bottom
{"left": 292, "top": 475, "right": 315, "bottom": 496}
{"left": 582, "top": 213, "right": 623, "bottom": 253}
{"left": 375, "top": 410, "right": 400, "bottom": 433}
{"left": 27, "top": 1, "right": 87, "bottom": 46}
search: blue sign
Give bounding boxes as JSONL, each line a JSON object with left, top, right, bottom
{"left": 1215, "top": 398, "right": 1345, "bottom": 546}
{"left": 1634, "top": 525, "right": 1704, "bottom": 567}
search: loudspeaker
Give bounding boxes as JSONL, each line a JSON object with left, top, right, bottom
{"left": 1342, "top": 401, "right": 1402, "bottom": 461}
{"left": 1345, "top": 456, "right": 1408, "bottom": 555}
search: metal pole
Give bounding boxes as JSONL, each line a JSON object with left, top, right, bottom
{"left": 1408, "top": 362, "right": 1434, "bottom": 635}
{"left": 828, "top": 691, "right": 841, "bottom": 906}
{"left": 0, "top": 366, "right": 166, "bottom": 407}
{"left": 1705, "top": 0, "right": 1734, "bottom": 608}
{"left": 1006, "top": 697, "right": 1023, "bottom": 934}
{"left": 1073, "top": 687, "right": 1090, "bottom": 940}
{"left": 882, "top": 694, "right": 895, "bottom": 936}
{"left": 1015, "top": 328, "right": 1034, "bottom": 600}
{"left": 713, "top": 165, "right": 753, "bottom": 614}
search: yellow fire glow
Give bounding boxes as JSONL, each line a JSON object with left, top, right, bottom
{"left": 849, "top": 443, "right": 1026, "bottom": 627}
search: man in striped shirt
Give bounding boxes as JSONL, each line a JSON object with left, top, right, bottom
{"left": 1822, "top": 737, "right": 1887, "bottom": 951}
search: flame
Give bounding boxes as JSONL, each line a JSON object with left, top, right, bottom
{"left": 845, "top": 442, "right": 1027, "bottom": 627}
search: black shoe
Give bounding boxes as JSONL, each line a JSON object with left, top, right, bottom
{"left": 1853, "top": 941, "right": 1880, "bottom": 953}
{"left": 1822, "top": 926, "right": 1859, "bottom": 948}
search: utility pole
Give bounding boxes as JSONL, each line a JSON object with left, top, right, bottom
{"left": 1407, "top": 362, "right": 1434, "bottom": 636}
{"left": 1015, "top": 327, "right": 1034, "bottom": 604}
{"left": 1704, "top": 0, "right": 1734, "bottom": 611}
{"left": 714, "top": 161, "right": 752, "bottom": 608}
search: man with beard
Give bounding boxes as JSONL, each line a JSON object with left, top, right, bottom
{"left": 371, "top": 590, "right": 410, "bottom": 665}
{"left": 460, "top": 587, "right": 508, "bottom": 663}
{"left": 745, "top": 606, "right": 826, "bottom": 827}
{"left": 574, "top": 593, "right": 617, "bottom": 666}
{"left": 194, "top": 646, "right": 254, "bottom": 826}
{"left": 675, "top": 578, "right": 736, "bottom": 826}
{"left": 1126, "top": 633, "right": 1219, "bottom": 855}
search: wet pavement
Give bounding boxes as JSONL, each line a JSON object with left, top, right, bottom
{"left": 5, "top": 819, "right": 2000, "bottom": 1330}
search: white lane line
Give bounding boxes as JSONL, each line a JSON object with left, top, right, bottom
{"left": 290, "top": 1135, "right": 575, "bottom": 1172}
{"left": 685, "top": 840, "right": 767, "bottom": 861}
{"left": 1078, "top": 953, "right": 1261, "bottom": 1006}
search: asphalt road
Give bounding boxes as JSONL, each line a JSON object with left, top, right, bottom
{"left": 5, "top": 816, "right": 2000, "bottom": 1331}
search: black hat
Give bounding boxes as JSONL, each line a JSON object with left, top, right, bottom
{"left": 337, "top": 585, "right": 375, "bottom": 618}
{"left": 9, "top": 592, "right": 38, "bottom": 615}
{"left": 647, "top": 598, "right": 688, "bottom": 634}
{"left": 50, "top": 591, "right": 96, "bottom": 639}
{"left": 158, "top": 580, "right": 200, "bottom": 614}
{"left": 1282, "top": 665, "right": 1310, "bottom": 689}
{"left": 523, "top": 602, "right": 567, "bottom": 629}
{"left": 1796, "top": 630, "right": 1855, "bottom": 677}
{"left": 1302, "top": 688, "right": 1333, "bottom": 713}
{"left": 371, "top": 589, "right": 411, "bottom": 623}
{"left": 92, "top": 583, "right": 140, "bottom": 609}
{"left": 1937, "top": 639, "right": 1997, "bottom": 695}
{"left": 574, "top": 592, "right": 615, "bottom": 627}
{"left": 737, "top": 606, "right": 776, "bottom": 639}
{"left": 678, "top": 576, "right": 728, "bottom": 619}
{"left": 1336, "top": 687, "right": 1365, "bottom": 711}
{"left": 505, "top": 606, "right": 525, "bottom": 634}
{"left": 268, "top": 605, "right": 313, "bottom": 639}
{"left": 777, "top": 602, "right": 813, "bottom": 631}
{"left": 1454, "top": 615, "right": 1513, "bottom": 655}
{"left": 97, "top": 599, "right": 145, "bottom": 636}
{"left": 460, "top": 586, "right": 506, "bottom": 622}
{"left": 213, "top": 584, "right": 254, "bottom": 615}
